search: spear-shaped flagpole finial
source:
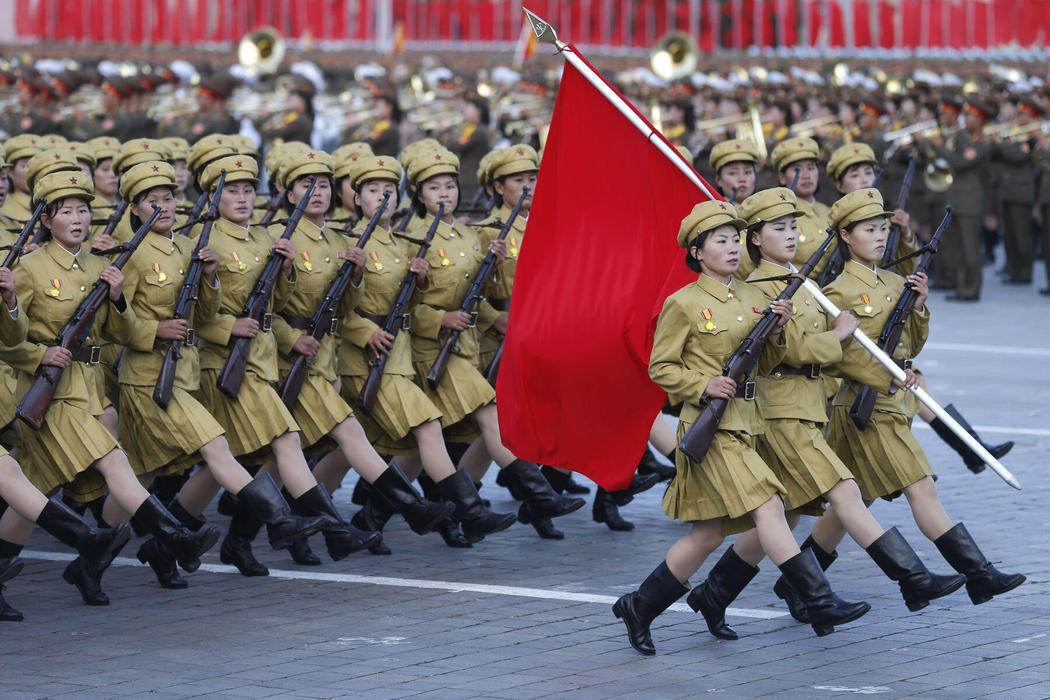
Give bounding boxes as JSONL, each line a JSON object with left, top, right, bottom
{"left": 523, "top": 7, "right": 561, "bottom": 46}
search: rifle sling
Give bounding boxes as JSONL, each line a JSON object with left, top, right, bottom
{"left": 881, "top": 242, "right": 933, "bottom": 270}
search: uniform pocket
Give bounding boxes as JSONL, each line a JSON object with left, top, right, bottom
{"left": 143, "top": 274, "right": 176, "bottom": 307}
{"left": 696, "top": 321, "right": 734, "bottom": 354}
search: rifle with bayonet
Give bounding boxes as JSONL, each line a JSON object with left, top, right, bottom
{"left": 848, "top": 206, "right": 952, "bottom": 431}
{"left": 357, "top": 203, "right": 444, "bottom": 414}
{"left": 279, "top": 192, "right": 390, "bottom": 409}
{"left": 425, "top": 187, "right": 529, "bottom": 389}
{"left": 17, "top": 205, "right": 161, "bottom": 429}
{"left": 153, "top": 170, "right": 226, "bottom": 409}
{"left": 215, "top": 177, "right": 316, "bottom": 399}
{"left": 678, "top": 229, "right": 836, "bottom": 463}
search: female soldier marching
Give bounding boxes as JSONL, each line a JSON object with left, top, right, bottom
{"left": 612, "top": 200, "right": 869, "bottom": 656}
{"left": 0, "top": 171, "right": 218, "bottom": 606}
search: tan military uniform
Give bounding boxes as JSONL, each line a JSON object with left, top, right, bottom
{"left": 194, "top": 217, "right": 299, "bottom": 458}
{"left": 475, "top": 202, "right": 524, "bottom": 372}
{"left": 825, "top": 261, "right": 932, "bottom": 501}
{"left": 3, "top": 241, "right": 139, "bottom": 500}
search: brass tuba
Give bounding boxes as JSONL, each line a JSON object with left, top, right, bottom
{"left": 650, "top": 32, "right": 697, "bottom": 82}
{"left": 238, "top": 27, "right": 286, "bottom": 76}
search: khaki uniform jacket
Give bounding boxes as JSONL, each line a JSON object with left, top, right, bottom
{"left": 475, "top": 203, "right": 525, "bottom": 305}
{"left": 118, "top": 232, "right": 221, "bottom": 390}
{"left": 338, "top": 222, "right": 421, "bottom": 378}
{"left": 748, "top": 260, "right": 889, "bottom": 423}
{"left": 824, "top": 261, "right": 929, "bottom": 416}
{"left": 407, "top": 215, "right": 500, "bottom": 365}
{"left": 0, "top": 242, "right": 139, "bottom": 414}
{"left": 270, "top": 218, "right": 358, "bottom": 383}
{"left": 649, "top": 274, "right": 787, "bottom": 434}
{"left": 194, "top": 218, "right": 296, "bottom": 383}
{"left": 0, "top": 190, "right": 33, "bottom": 226}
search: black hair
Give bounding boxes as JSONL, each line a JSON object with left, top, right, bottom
{"left": 411, "top": 174, "right": 460, "bottom": 219}
{"left": 128, "top": 185, "right": 175, "bottom": 232}
{"left": 39, "top": 195, "right": 93, "bottom": 243}
{"left": 745, "top": 223, "right": 764, "bottom": 265}
{"left": 837, "top": 220, "right": 860, "bottom": 260}
{"left": 283, "top": 174, "right": 336, "bottom": 216}
{"left": 352, "top": 178, "right": 401, "bottom": 220}
{"left": 684, "top": 231, "right": 710, "bottom": 273}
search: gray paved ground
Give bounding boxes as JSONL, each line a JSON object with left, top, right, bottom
{"left": 2, "top": 264, "right": 1049, "bottom": 699}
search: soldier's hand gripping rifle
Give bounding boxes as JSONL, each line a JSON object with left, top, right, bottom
{"left": 153, "top": 170, "right": 226, "bottom": 409}
{"left": 1, "top": 199, "right": 46, "bottom": 268}
{"left": 215, "top": 176, "right": 316, "bottom": 399}
{"left": 881, "top": 156, "right": 917, "bottom": 271}
{"left": 279, "top": 192, "right": 390, "bottom": 409}
{"left": 17, "top": 206, "right": 161, "bottom": 429}
{"left": 848, "top": 206, "right": 952, "bottom": 431}
{"left": 678, "top": 229, "right": 836, "bottom": 463}
{"left": 357, "top": 203, "right": 444, "bottom": 414}
{"left": 425, "top": 187, "right": 529, "bottom": 389}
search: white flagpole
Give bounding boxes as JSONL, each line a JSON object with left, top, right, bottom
{"left": 522, "top": 8, "right": 720, "bottom": 202}
{"left": 523, "top": 7, "right": 1020, "bottom": 490}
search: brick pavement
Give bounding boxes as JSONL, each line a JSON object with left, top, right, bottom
{"left": 1, "top": 267, "right": 1048, "bottom": 699}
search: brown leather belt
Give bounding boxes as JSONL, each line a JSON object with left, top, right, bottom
{"left": 154, "top": 336, "right": 200, "bottom": 352}
{"left": 771, "top": 363, "right": 821, "bottom": 379}
{"left": 356, "top": 308, "right": 408, "bottom": 331}
{"left": 70, "top": 345, "right": 102, "bottom": 364}
{"left": 279, "top": 313, "right": 312, "bottom": 330}
{"left": 734, "top": 381, "right": 756, "bottom": 400}
{"left": 489, "top": 298, "right": 510, "bottom": 312}
{"left": 894, "top": 359, "right": 914, "bottom": 371}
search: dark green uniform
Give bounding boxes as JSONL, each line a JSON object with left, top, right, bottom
{"left": 993, "top": 136, "right": 1036, "bottom": 283}
{"left": 932, "top": 130, "right": 991, "bottom": 300}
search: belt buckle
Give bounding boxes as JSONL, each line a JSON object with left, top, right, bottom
{"left": 904, "top": 359, "right": 913, "bottom": 370}
{"left": 88, "top": 345, "right": 101, "bottom": 365}
{"left": 467, "top": 311, "right": 478, "bottom": 328}
{"left": 808, "top": 364, "right": 820, "bottom": 380}
{"left": 743, "top": 381, "right": 756, "bottom": 400}
{"left": 262, "top": 313, "right": 272, "bottom": 332}
{"left": 329, "top": 317, "right": 339, "bottom": 335}
{"left": 400, "top": 313, "right": 411, "bottom": 331}
{"left": 186, "top": 328, "right": 196, "bottom": 345}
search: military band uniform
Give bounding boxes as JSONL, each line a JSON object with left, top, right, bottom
{"left": 1035, "top": 138, "right": 1050, "bottom": 294}
{"left": 993, "top": 133, "right": 1035, "bottom": 283}
{"left": 824, "top": 260, "right": 932, "bottom": 501}
{"left": 193, "top": 217, "right": 300, "bottom": 459}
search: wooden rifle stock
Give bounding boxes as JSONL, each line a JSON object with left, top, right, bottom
{"left": 171, "top": 190, "right": 209, "bottom": 236}
{"left": 259, "top": 189, "right": 283, "bottom": 226}
{"left": 216, "top": 177, "right": 316, "bottom": 399}
{"left": 2, "top": 200, "right": 46, "bottom": 269}
{"left": 17, "top": 206, "right": 160, "bottom": 429}
{"left": 153, "top": 170, "right": 227, "bottom": 409}
{"left": 881, "top": 157, "right": 917, "bottom": 271}
{"left": 358, "top": 203, "right": 444, "bottom": 414}
{"left": 425, "top": 188, "right": 529, "bottom": 390}
{"left": 848, "top": 206, "right": 952, "bottom": 431}
{"left": 678, "top": 229, "right": 836, "bottom": 463}
{"left": 279, "top": 192, "right": 390, "bottom": 409}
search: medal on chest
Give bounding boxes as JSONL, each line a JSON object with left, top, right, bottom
{"left": 232, "top": 251, "right": 248, "bottom": 271}
{"left": 861, "top": 293, "right": 872, "bottom": 314}
{"left": 152, "top": 261, "right": 167, "bottom": 282}
{"left": 369, "top": 250, "right": 383, "bottom": 271}
{"left": 301, "top": 250, "right": 313, "bottom": 271}
{"left": 49, "top": 278, "right": 62, "bottom": 297}
{"left": 509, "top": 236, "right": 519, "bottom": 257}
{"left": 701, "top": 307, "right": 715, "bottom": 331}
{"left": 438, "top": 248, "right": 451, "bottom": 267}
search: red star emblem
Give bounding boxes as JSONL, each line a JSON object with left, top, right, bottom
{"left": 866, "top": 191, "right": 874, "bottom": 199}
{"left": 143, "top": 143, "right": 150, "bottom": 150}
{"left": 718, "top": 203, "right": 727, "bottom": 210}
{"left": 779, "top": 193, "right": 786, "bottom": 201}
{"left": 235, "top": 160, "right": 243, "bottom": 167}
{"left": 852, "top": 148, "right": 859, "bottom": 154}
{"left": 307, "top": 152, "right": 316, "bottom": 159}
{"left": 377, "top": 159, "right": 384, "bottom": 166}
{"left": 216, "top": 138, "right": 223, "bottom": 144}
{"left": 733, "top": 144, "right": 741, "bottom": 150}
{"left": 516, "top": 149, "right": 525, "bottom": 156}
{"left": 152, "top": 164, "right": 160, "bottom": 172}
{"left": 69, "top": 176, "right": 78, "bottom": 184}
{"left": 53, "top": 153, "right": 61, "bottom": 160}
{"left": 70, "top": 145, "right": 77, "bottom": 151}
{"left": 435, "top": 154, "right": 442, "bottom": 160}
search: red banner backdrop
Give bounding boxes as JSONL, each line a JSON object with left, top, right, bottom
{"left": 10, "top": 0, "right": 1050, "bottom": 49}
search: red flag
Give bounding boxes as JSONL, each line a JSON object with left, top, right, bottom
{"left": 496, "top": 49, "right": 718, "bottom": 491}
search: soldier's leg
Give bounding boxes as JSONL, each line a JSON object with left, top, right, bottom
{"left": 1041, "top": 205, "right": 1050, "bottom": 294}
{"left": 1002, "top": 202, "right": 1033, "bottom": 282}
{"left": 950, "top": 213, "right": 983, "bottom": 300}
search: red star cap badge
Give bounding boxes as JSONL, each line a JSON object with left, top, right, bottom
{"left": 516, "top": 149, "right": 525, "bottom": 156}
{"left": 216, "top": 138, "right": 223, "bottom": 144}
{"left": 718, "top": 203, "right": 727, "bottom": 210}
{"left": 53, "top": 153, "right": 61, "bottom": 160}
{"left": 152, "top": 164, "right": 160, "bottom": 172}
{"left": 307, "top": 152, "right": 316, "bottom": 159}
{"left": 235, "top": 160, "right": 243, "bottom": 167}
{"left": 377, "top": 159, "right": 384, "bottom": 166}
{"left": 435, "top": 154, "right": 442, "bottom": 160}
{"left": 779, "top": 193, "right": 786, "bottom": 200}
{"left": 143, "top": 143, "right": 150, "bottom": 150}
{"left": 867, "top": 190, "right": 875, "bottom": 198}
{"left": 69, "top": 176, "right": 78, "bottom": 184}
{"left": 733, "top": 144, "right": 741, "bottom": 150}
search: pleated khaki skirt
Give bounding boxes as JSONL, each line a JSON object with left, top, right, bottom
{"left": 478, "top": 328, "right": 502, "bottom": 379}
{"left": 413, "top": 354, "right": 495, "bottom": 429}
{"left": 0, "top": 363, "right": 17, "bottom": 428}
{"left": 341, "top": 373, "right": 443, "bottom": 456}
{"left": 827, "top": 405, "right": 933, "bottom": 502}
{"left": 663, "top": 421, "right": 787, "bottom": 536}
{"left": 196, "top": 369, "right": 299, "bottom": 458}
{"left": 99, "top": 344, "right": 122, "bottom": 410}
{"left": 289, "top": 372, "right": 353, "bottom": 450}
{"left": 118, "top": 384, "right": 224, "bottom": 478}
{"left": 757, "top": 418, "right": 854, "bottom": 516}
{"left": 20, "top": 400, "right": 114, "bottom": 502}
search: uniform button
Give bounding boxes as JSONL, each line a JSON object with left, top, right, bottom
{"left": 813, "top": 322, "right": 819, "bottom": 328}
{"left": 805, "top": 299, "right": 811, "bottom": 305}
{"left": 736, "top": 315, "right": 744, "bottom": 322}
{"left": 459, "top": 252, "right": 465, "bottom": 257}
{"left": 394, "top": 258, "right": 400, "bottom": 263}
{"left": 449, "top": 232, "right": 456, "bottom": 237}
{"left": 72, "top": 263, "right": 78, "bottom": 269}
{"left": 727, "top": 292, "right": 734, "bottom": 299}
{"left": 178, "top": 269, "right": 184, "bottom": 274}
{"left": 325, "top": 257, "right": 331, "bottom": 263}
{"left": 464, "top": 273, "right": 470, "bottom": 278}
{"left": 255, "top": 256, "right": 261, "bottom": 262}
{"left": 898, "top": 341, "right": 904, "bottom": 347}
{"left": 80, "top": 286, "right": 86, "bottom": 291}
{"left": 886, "top": 296, "right": 892, "bottom": 302}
